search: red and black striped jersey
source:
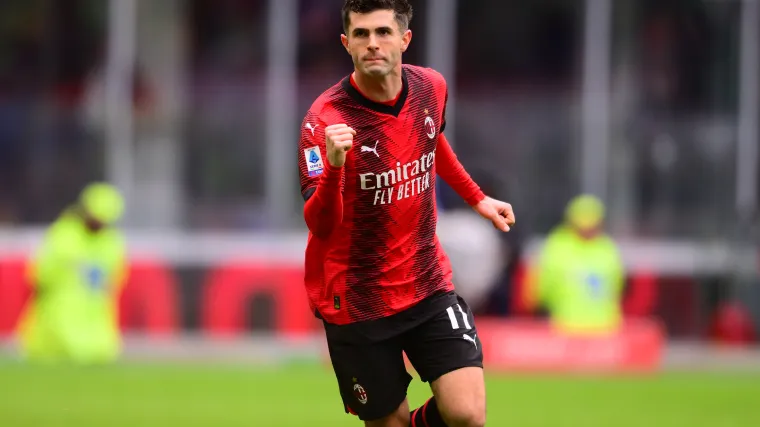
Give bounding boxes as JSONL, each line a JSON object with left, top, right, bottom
{"left": 298, "top": 64, "right": 484, "bottom": 326}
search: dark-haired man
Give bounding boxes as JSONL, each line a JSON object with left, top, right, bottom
{"left": 298, "top": 1, "right": 515, "bottom": 426}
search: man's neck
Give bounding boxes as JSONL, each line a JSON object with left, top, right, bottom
{"left": 352, "top": 68, "right": 403, "bottom": 103}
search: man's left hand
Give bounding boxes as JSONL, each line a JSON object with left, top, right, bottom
{"left": 473, "top": 197, "right": 515, "bottom": 232}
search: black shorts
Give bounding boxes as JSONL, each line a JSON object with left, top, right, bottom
{"left": 322, "top": 291, "right": 483, "bottom": 421}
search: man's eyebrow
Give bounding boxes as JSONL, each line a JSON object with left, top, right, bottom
{"left": 351, "top": 26, "right": 394, "bottom": 35}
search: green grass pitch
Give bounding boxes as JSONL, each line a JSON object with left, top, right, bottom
{"left": 1, "top": 361, "right": 758, "bottom": 426}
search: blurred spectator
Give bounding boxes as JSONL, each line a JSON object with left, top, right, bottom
{"left": 16, "top": 183, "right": 127, "bottom": 364}
{"left": 437, "top": 210, "right": 505, "bottom": 311}
{"left": 527, "top": 195, "right": 625, "bottom": 335}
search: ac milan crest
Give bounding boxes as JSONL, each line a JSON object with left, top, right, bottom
{"left": 353, "top": 383, "right": 368, "bottom": 405}
{"left": 424, "top": 116, "right": 436, "bottom": 139}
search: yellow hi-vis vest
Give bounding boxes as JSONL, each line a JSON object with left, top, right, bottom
{"left": 534, "top": 226, "right": 624, "bottom": 335}
{"left": 17, "top": 210, "right": 127, "bottom": 364}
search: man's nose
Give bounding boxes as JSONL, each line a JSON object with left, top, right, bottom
{"left": 367, "top": 33, "right": 379, "bottom": 50}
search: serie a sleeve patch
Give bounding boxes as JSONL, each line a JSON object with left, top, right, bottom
{"left": 304, "top": 146, "right": 324, "bottom": 177}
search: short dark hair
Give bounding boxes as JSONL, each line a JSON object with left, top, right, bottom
{"left": 342, "top": 0, "right": 413, "bottom": 33}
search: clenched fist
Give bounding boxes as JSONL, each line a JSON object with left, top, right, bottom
{"left": 473, "top": 196, "right": 516, "bottom": 232}
{"left": 325, "top": 124, "right": 356, "bottom": 167}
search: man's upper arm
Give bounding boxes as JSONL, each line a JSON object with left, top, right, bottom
{"left": 610, "top": 242, "right": 626, "bottom": 297}
{"left": 298, "top": 111, "right": 327, "bottom": 201}
{"left": 111, "top": 233, "right": 129, "bottom": 291}
{"left": 536, "top": 239, "right": 562, "bottom": 307}
{"left": 428, "top": 68, "right": 448, "bottom": 134}
{"left": 28, "top": 225, "right": 71, "bottom": 288}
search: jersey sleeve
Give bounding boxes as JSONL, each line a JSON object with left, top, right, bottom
{"left": 298, "top": 111, "right": 328, "bottom": 201}
{"left": 425, "top": 67, "right": 449, "bottom": 134}
{"left": 298, "top": 106, "right": 345, "bottom": 238}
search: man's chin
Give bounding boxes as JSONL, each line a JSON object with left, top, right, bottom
{"left": 361, "top": 64, "right": 389, "bottom": 77}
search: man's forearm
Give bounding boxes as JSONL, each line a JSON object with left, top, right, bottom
{"left": 303, "top": 163, "right": 343, "bottom": 238}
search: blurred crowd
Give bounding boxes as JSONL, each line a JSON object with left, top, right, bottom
{"left": 0, "top": 0, "right": 746, "bottom": 238}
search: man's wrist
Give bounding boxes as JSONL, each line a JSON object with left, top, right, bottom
{"left": 325, "top": 161, "right": 343, "bottom": 173}
{"left": 467, "top": 192, "right": 486, "bottom": 207}
{"left": 321, "top": 161, "right": 343, "bottom": 186}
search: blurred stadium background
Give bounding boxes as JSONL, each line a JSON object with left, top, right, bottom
{"left": 1, "top": 0, "right": 760, "bottom": 425}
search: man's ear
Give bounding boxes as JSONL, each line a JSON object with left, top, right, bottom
{"left": 401, "top": 29, "right": 412, "bottom": 53}
{"left": 341, "top": 33, "right": 350, "bottom": 53}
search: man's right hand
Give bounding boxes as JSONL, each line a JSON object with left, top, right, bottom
{"left": 325, "top": 124, "right": 356, "bottom": 167}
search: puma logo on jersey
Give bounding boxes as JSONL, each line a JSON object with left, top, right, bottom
{"left": 463, "top": 334, "right": 478, "bottom": 349}
{"left": 361, "top": 141, "right": 380, "bottom": 157}
{"left": 305, "top": 122, "right": 318, "bottom": 136}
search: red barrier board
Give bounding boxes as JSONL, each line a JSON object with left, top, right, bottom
{"left": 0, "top": 256, "right": 180, "bottom": 337}
{"left": 0, "top": 256, "right": 319, "bottom": 338}
{"left": 0, "top": 253, "right": 669, "bottom": 358}
{"left": 118, "top": 258, "right": 180, "bottom": 337}
{"left": 0, "top": 257, "right": 30, "bottom": 335}
{"left": 476, "top": 318, "right": 665, "bottom": 373}
{"left": 200, "top": 261, "right": 318, "bottom": 339}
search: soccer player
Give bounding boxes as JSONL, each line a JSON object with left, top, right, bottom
{"left": 298, "top": 1, "right": 515, "bottom": 426}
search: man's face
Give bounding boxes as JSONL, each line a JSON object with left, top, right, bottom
{"left": 82, "top": 210, "right": 105, "bottom": 233}
{"left": 341, "top": 10, "right": 411, "bottom": 78}
{"left": 573, "top": 224, "right": 601, "bottom": 240}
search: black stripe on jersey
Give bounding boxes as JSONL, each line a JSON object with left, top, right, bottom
{"left": 341, "top": 68, "right": 409, "bottom": 117}
{"left": 303, "top": 187, "right": 316, "bottom": 201}
{"left": 440, "top": 90, "right": 448, "bottom": 133}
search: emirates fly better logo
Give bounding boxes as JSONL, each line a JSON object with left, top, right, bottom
{"left": 358, "top": 114, "right": 437, "bottom": 205}
{"left": 359, "top": 149, "right": 436, "bottom": 206}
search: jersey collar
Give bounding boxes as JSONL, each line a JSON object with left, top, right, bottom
{"left": 341, "top": 67, "right": 409, "bottom": 117}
